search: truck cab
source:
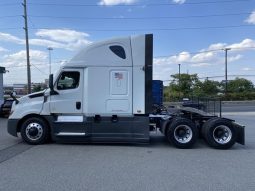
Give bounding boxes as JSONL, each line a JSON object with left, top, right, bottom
{"left": 8, "top": 34, "right": 153, "bottom": 144}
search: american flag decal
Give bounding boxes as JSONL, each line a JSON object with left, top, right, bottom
{"left": 115, "top": 72, "right": 123, "bottom": 80}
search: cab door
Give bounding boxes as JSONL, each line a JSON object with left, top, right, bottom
{"left": 50, "top": 69, "right": 83, "bottom": 114}
{"left": 49, "top": 69, "right": 91, "bottom": 139}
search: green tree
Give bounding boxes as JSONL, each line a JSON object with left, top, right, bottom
{"left": 32, "top": 85, "right": 42, "bottom": 92}
{"left": 195, "top": 79, "right": 220, "bottom": 96}
{"left": 227, "top": 78, "right": 254, "bottom": 93}
{"left": 169, "top": 73, "right": 199, "bottom": 98}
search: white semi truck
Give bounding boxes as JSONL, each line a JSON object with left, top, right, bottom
{"left": 8, "top": 34, "right": 245, "bottom": 149}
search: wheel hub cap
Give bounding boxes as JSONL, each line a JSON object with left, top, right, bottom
{"left": 25, "top": 123, "right": 43, "bottom": 141}
{"left": 174, "top": 125, "right": 193, "bottom": 144}
{"left": 213, "top": 125, "right": 232, "bottom": 144}
{"left": 28, "top": 127, "right": 39, "bottom": 137}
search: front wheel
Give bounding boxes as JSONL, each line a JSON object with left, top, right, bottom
{"left": 20, "top": 117, "right": 50, "bottom": 145}
{"left": 166, "top": 118, "right": 198, "bottom": 149}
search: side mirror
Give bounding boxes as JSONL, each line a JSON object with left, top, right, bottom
{"left": 49, "top": 74, "right": 58, "bottom": 95}
{"left": 11, "top": 91, "right": 17, "bottom": 97}
{"left": 10, "top": 91, "right": 19, "bottom": 104}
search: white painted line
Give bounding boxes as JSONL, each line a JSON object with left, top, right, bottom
{"left": 222, "top": 112, "right": 255, "bottom": 116}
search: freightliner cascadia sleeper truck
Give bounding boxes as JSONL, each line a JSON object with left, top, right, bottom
{"left": 7, "top": 34, "right": 245, "bottom": 149}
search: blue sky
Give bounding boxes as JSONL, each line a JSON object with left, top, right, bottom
{"left": 0, "top": 0, "right": 255, "bottom": 85}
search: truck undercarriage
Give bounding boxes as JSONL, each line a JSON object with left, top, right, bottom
{"left": 150, "top": 100, "right": 245, "bottom": 149}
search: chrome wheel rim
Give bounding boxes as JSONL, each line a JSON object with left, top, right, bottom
{"left": 174, "top": 125, "right": 193, "bottom": 144}
{"left": 213, "top": 125, "right": 232, "bottom": 144}
{"left": 25, "top": 122, "right": 43, "bottom": 141}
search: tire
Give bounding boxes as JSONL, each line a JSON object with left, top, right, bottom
{"left": 20, "top": 117, "right": 50, "bottom": 145}
{"left": 202, "top": 118, "right": 237, "bottom": 149}
{"left": 166, "top": 117, "right": 198, "bottom": 149}
{"left": 201, "top": 117, "right": 218, "bottom": 139}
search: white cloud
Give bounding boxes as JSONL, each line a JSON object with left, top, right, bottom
{"left": 207, "top": 43, "right": 226, "bottom": 50}
{"left": 35, "top": 29, "right": 91, "bottom": 51}
{"left": 2, "top": 50, "right": 47, "bottom": 67}
{"left": 228, "top": 39, "right": 255, "bottom": 50}
{"left": 0, "top": 46, "right": 8, "bottom": 52}
{"left": 175, "top": 52, "right": 191, "bottom": 62}
{"left": 153, "top": 38, "right": 255, "bottom": 82}
{"left": 0, "top": 32, "right": 24, "bottom": 44}
{"left": 36, "top": 29, "right": 89, "bottom": 43}
{"left": 30, "top": 39, "right": 66, "bottom": 49}
{"left": 99, "top": 0, "right": 137, "bottom": 5}
{"left": 191, "top": 63, "right": 211, "bottom": 67}
{"left": 191, "top": 52, "right": 215, "bottom": 63}
{"left": 228, "top": 54, "right": 243, "bottom": 62}
{"left": 0, "top": 29, "right": 92, "bottom": 51}
{"left": 1, "top": 50, "right": 49, "bottom": 84}
{"left": 245, "top": 11, "right": 255, "bottom": 24}
{"left": 242, "top": 67, "right": 253, "bottom": 71}
{"left": 172, "top": 0, "right": 186, "bottom": 4}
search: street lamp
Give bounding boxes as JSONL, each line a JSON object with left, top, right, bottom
{"left": 223, "top": 48, "right": 231, "bottom": 95}
{"left": 47, "top": 47, "right": 53, "bottom": 75}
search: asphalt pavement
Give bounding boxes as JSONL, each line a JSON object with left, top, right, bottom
{"left": 0, "top": 107, "right": 255, "bottom": 191}
{"left": 222, "top": 101, "right": 255, "bottom": 113}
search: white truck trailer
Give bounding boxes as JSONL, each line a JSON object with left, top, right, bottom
{"left": 8, "top": 34, "right": 245, "bottom": 149}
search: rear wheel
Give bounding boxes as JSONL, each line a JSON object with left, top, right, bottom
{"left": 202, "top": 118, "right": 237, "bottom": 149}
{"left": 166, "top": 118, "right": 198, "bottom": 149}
{"left": 20, "top": 117, "right": 50, "bottom": 145}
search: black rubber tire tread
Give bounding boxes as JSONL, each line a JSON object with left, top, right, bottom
{"left": 20, "top": 117, "right": 50, "bottom": 145}
{"left": 163, "top": 118, "right": 173, "bottom": 136}
{"left": 201, "top": 117, "right": 219, "bottom": 139}
{"left": 166, "top": 117, "right": 199, "bottom": 149}
{"left": 203, "top": 118, "right": 237, "bottom": 149}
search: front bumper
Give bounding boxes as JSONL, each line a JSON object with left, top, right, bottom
{"left": 7, "top": 119, "right": 19, "bottom": 137}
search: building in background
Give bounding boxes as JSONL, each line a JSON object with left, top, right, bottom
{"left": 0, "top": 67, "right": 6, "bottom": 105}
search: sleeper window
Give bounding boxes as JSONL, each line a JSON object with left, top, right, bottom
{"left": 109, "top": 45, "right": 126, "bottom": 59}
{"left": 57, "top": 72, "right": 80, "bottom": 90}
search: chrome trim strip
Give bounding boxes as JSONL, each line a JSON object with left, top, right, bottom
{"left": 56, "top": 132, "right": 86, "bottom": 136}
{"left": 57, "top": 116, "right": 83, "bottom": 122}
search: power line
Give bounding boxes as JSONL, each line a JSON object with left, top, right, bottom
{"left": 6, "top": 64, "right": 47, "bottom": 69}
{"left": 199, "top": 75, "right": 255, "bottom": 79}
{"left": 0, "top": 27, "right": 21, "bottom": 30}
{"left": 0, "top": 15, "right": 21, "bottom": 19}
{"left": 30, "top": 63, "right": 48, "bottom": 76}
{"left": 28, "top": 12, "right": 252, "bottom": 20}
{"left": 154, "top": 46, "right": 255, "bottom": 59}
{"left": 28, "top": 0, "right": 252, "bottom": 7}
{"left": 154, "top": 49, "right": 223, "bottom": 58}
{"left": 4, "top": 24, "right": 254, "bottom": 31}
{"left": 0, "top": 3, "right": 18, "bottom": 6}
{"left": 163, "top": 75, "right": 255, "bottom": 82}
{"left": 28, "top": 24, "right": 255, "bottom": 32}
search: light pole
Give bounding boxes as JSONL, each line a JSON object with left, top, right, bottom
{"left": 178, "top": 63, "right": 181, "bottom": 100}
{"left": 223, "top": 48, "right": 231, "bottom": 95}
{"left": 47, "top": 47, "right": 53, "bottom": 75}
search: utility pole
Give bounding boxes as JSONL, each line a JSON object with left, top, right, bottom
{"left": 178, "top": 64, "right": 181, "bottom": 100}
{"left": 22, "top": 0, "right": 31, "bottom": 94}
{"left": 223, "top": 48, "right": 231, "bottom": 95}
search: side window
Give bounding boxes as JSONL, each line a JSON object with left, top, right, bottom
{"left": 57, "top": 71, "right": 80, "bottom": 90}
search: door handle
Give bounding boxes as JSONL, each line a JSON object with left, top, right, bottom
{"left": 76, "top": 102, "right": 81, "bottom": 110}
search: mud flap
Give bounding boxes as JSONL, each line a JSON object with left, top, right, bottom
{"left": 233, "top": 122, "right": 245, "bottom": 145}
